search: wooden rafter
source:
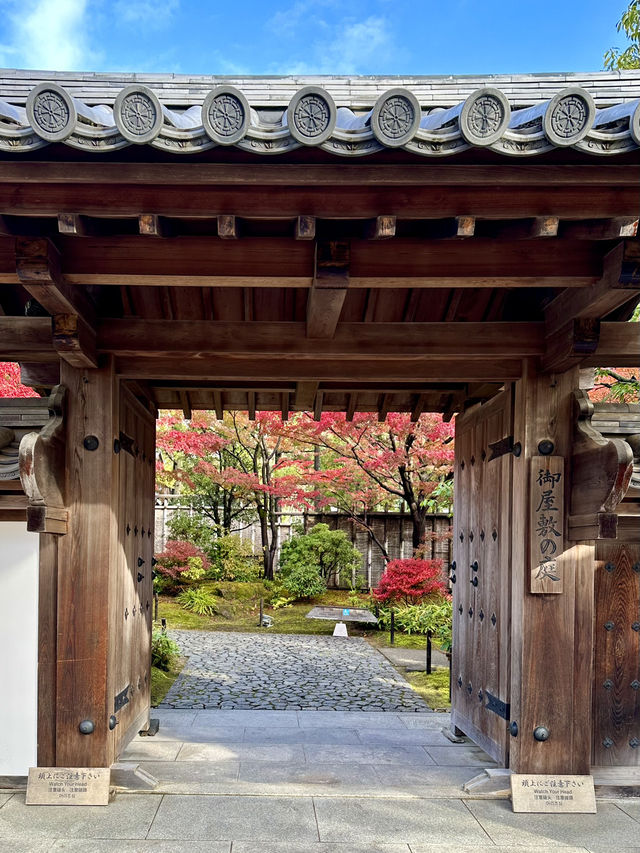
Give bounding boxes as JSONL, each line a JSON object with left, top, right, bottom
{"left": 306, "top": 241, "right": 349, "bottom": 339}
{"left": 545, "top": 242, "right": 640, "bottom": 339}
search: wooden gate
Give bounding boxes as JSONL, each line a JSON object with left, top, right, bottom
{"left": 592, "top": 541, "right": 640, "bottom": 766}
{"left": 40, "top": 363, "right": 156, "bottom": 767}
{"left": 451, "top": 388, "right": 513, "bottom": 765}
{"left": 109, "top": 386, "right": 156, "bottom": 757}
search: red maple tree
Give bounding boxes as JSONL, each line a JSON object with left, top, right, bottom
{"left": 0, "top": 362, "right": 38, "bottom": 398}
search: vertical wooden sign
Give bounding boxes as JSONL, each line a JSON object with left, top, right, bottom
{"left": 530, "top": 456, "right": 564, "bottom": 593}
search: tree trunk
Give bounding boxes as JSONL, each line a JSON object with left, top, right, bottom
{"left": 411, "top": 504, "right": 426, "bottom": 551}
{"left": 258, "top": 509, "right": 274, "bottom": 580}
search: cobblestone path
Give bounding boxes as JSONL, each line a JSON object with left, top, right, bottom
{"left": 160, "top": 631, "right": 430, "bottom": 712}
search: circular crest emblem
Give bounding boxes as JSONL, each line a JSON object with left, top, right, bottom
{"left": 371, "top": 88, "right": 421, "bottom": 148}
{"left": 202, "top": 86, "right": 250, "bottom": 145}
{"left": 287, "top": 87, "right": 336, "bottom": 146}
{"left": 460, "top": 87, "right": 510, "bottom": 146}
{"left": 26, "top": 83, "right": 76, "bottom": 143}
{"left": 543, "top": 87, "right": 595, "bottom": 147}
{"left": 114, "top": 85, "right": 164, "bottom": 144}
{"left": 631, "top": 101, "right": 640, "bottom": 147}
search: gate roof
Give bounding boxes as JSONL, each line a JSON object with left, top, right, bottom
{"left": 0, "top": 71, "right": 638, "bottom": 418}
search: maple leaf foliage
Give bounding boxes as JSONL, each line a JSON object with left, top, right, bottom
{"left": 372, "top": 558, "right": 448, "bottom": 605}
{"left": 157, "top": 410, "right": 313, "bottom": 579}
{"left": 273, "top": 411, "right": 454, "bottom": 553}
{"left": 0, "top": 362, "right": 39, "bottom": 398}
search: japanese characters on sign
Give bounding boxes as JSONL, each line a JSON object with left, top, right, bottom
{"left": 26, "top": 767, "right": 110, "bottom": 806}
{"left": 530, "top": 455, "right": 564, "bottom": 594}
{"left": 511, "top": 773, "right": 596, "bottom": 813}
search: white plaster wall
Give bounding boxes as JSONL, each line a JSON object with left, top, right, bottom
{"left": 0, "top": 523, "right": 38, "bottom": 775}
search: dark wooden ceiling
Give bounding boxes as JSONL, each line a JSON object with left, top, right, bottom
{"left": 0, "top": 150, "right": 638, "bottom": 419}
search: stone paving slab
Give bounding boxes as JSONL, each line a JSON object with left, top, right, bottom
{"left": 49, "top": 842, "right": 231, "bottom": 853}
{"left": 0, "top": 841, "right": 53, "bottom": 853}
{"left": 425, "top": 745, "right": 496, "bottom": 766}
{"left": 0, "top": 793, "right": 162, "bottom": 839}
{"left": 147, "top": 794, "right": 318, "bottom": 842}
{"left": 314, "top": 796, "right": 490, "bottom": 845}
{"left": 232, "top": 844, "right": 411, "bottom": 853}
{"left": 176, "top": 742, "right": 307, "bottom": 763}
{"left": 465, "top": 800, "right": 640, "bottom": 848}
{"left": 161, "top": 631, "right": 430, "bottom": 712}
{"left": 356, "top": 727, "right": 455, "bottom": 746}
{"left": 303, "top": 744, "right": 437, "bottom": 766}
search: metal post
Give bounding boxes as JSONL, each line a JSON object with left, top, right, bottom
{"left": 426, "top": 630, "right": 432, "bottom": 674}
{"left": 259, "top": 597, "right": 263, "bottom": 627}
{"left": 390, "top": 608, "right": 395, "bottom": 646}
{"left": 154, "top": 592, "right": 159, "bottom": 623}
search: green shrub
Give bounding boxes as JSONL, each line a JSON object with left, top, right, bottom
{"left": 151, "top": 629, "right": 180, "bottom": 671}
{"left": 280, "top": 523, "right": 362, "bottom": 595}
{"left": 209, "top": 534, "right": 260, "bottom": 582}
{"left": 167, "top": 511, "right": 259, "bottom": 583}
{"left": 281, "top": 562, "right": 327, "bottom": 599}
{"left": 177, "top": 587, "right": 219, "bottom": 617}
{"left": 375, "top": 597, "right": 452, "bottom": 651}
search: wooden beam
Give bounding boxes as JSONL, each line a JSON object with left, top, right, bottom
{"left": 295, "top": 215, "right": 316, "bottom": 240}
{"left": 117, "top": 356, "right": 525, "bottom": 383}
{"left": 306, "top": 241, "right": 350, "bottom": 339}
{"left": 0, "top": 316, "right": 53, "bottom": 359}
{"left": 217, "top": 215, "right": 238, "bottom": 239}
{"left": 15, "top": 237, "right": 96, "bottom": 328}
{"left": 294, "top": 381, "right": 319, "bottom": 411}
{"left": 346, "top": 393, "right": 357, "bottom": 422}
{"left": 561, "top": 218, "right": 638, "bottom": 240}
{"left": 545, "top": 242, "right": 640, "bottom": 337}
{"left": 247, "top": 390, "right": 256, "bottom": 420}
{"left": 378, "top": 394, "right": 391, "bottom": 422}
{"left": 98, "top": 320, "right": 544, "bottom": 359}
{"left": 478, "top": 217, "right": 559, "bottom": 239}
{"left": 542, "top": 318, "right": 601, "bottom": 374}
{"left": 20, "top": 361, "right": 60, "bottom": 389}
{"left": 29, "top": 235, "right": 600, "bottom": 289}
{"left": 314, "top": 390, "right": 324, "bottom": 422}
{"left": 57, "top": 214, "right": 96, "bottom": 237}
{"left": 425, "top": 216, "right": 475, "bottom": 239}
{"left": 213, "top": 390, "right": 223, "bottom": 420}
{"left": 179, "top": 390, "right": 191, "bottom": 420}
{"left": 365, "top": 215, "right": 396, "bottom": 240}
{"left": 583, "top": 321, "right": 640, "bottom": 367}
{"left": 0, "top": 163, "right": 636, "bottom": 187}
{"left": 4, "top": 183, "right": 638, "bottom": 219}
{"left": 281, "top": 392, "right": 290, "bottom": 421}
{"left": 53, "top": 313, "right": 98, "bottom": 369}
{"left": 139, "top": 214, "right": 168, "bottom": 237}
{"left": 411, "top": 393, "right": 426, "bottom": 422}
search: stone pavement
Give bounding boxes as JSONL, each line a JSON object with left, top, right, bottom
{"left": 160, "top": 630, "right": 430, "bottom": 711}
{"left": 1, "top": 710, "right": 639, "bottom": 851}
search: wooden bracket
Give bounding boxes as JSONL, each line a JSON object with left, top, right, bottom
{"left": 542, "top": 318, "right": 601, "bottom": 373}
{"left": 306, "top": 241, "right": 350, "bottom": 339}
{"left": 53, "top": 313, "right": 98, "bottom": 369}
{"left": 568, "top": 391, "right": 634, "bottom": 541}
{"left": 19, "top": 385, "right": 68, "bottom": 534}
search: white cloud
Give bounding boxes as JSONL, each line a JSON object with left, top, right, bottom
{"left": 113, "top": 0, "right": 179, "bottom": 27}
{"left": 0, "top": 0, "right": 94, "bottom": 71}
{"left": 270, "top": 13, "right": 393, "bottom": 74}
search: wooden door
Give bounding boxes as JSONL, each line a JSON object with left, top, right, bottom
{"left": 108, "top": 386, "right": 156, "bottom": 758}
{"left": 592, "top": 542, "right": 640, "bottom": 767}
{"left": 451, "top": 388, "right": 513, "bottom": 765}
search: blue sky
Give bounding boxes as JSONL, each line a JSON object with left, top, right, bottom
{"left": 0, "top": 0, "right": 634, "bottom": 76}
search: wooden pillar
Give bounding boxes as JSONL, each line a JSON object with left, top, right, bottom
{"left": 509, "top": 361, "right": 595, "bottom": 774}
{"left": 54, "top": 358, "right": 119, "bottom": 767}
